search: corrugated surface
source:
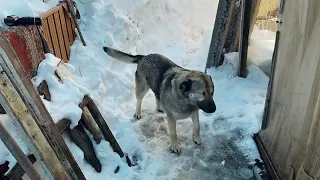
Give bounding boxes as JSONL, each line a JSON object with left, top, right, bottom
{"left": 41, "top": 3, "right": 76, "bottom": 62}
{"left": 258, "top": 0, "right": 320, "bottom": 179}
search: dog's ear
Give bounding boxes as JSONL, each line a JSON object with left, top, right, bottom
{"left": 180, "top": 79, "right": 193, "bottom": 92}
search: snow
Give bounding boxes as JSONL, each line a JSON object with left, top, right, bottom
{"left": 248, "top": 26, "right": 276, "bottom": 77}
{"left": 0, "top": 0, "right": 274, "bottom": 179}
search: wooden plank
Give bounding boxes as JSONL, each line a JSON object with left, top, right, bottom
{"left": 64, "top": 9, "right": 75, "bottom": 44}
{"left": 86, "top": 96, "right": 125, "bottom": 157}
{"left": 58, "top": 8, "right": 71, "bottom": 59}
{"left": 41, "top": 5, "right": 62, "bottom": 19}
{"left": 47, "top": 15, "right": 62, "bottom": 59}
{"left": 254, "top": 134, "right": 281, "bottom": 180}
{"left": 53, "top": 11, "right": 68, "bottom": 62}
{"left": 41, "top": 18, "right": 54, "bottom": 53}
{"left": 6, "top": 154, "right": 37, "bottom": 180}
{"left": 56, "top": 118, "right": 71, "bottom": 133}
{"left": 82, "top": 106, "right": 102, "bottom": 144}
{"left": 5, "top": 119, "right": 71, "bottom": 180}
{"left": 0, "top": 65, "right": 70, "bottom": 180}
{"left": 0, "top": 121, "right": 41, "bottom": 180}
{"left": 0, "top": 33, "right": 86, "bottom": 180}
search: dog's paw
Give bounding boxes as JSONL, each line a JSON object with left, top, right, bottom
{"left": 193, "top": 134, "right": 201, "bottom": 145}
{"left": 170, "top": 143, "right": 181, "bottom": 154}
{"left": 134, "top": 113, "right": 141, "bottom": 120}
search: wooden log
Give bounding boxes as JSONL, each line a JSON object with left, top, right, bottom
{"left": 0, "top": 33, "right": 85, "bottom": 180}
{"left": 0, "top": 121, "right": 41, "bottom": 180}
{"left": 6, "top": 154, "right": 37, "bottom": 180}
{"left": 81, "top": 106, "right": 102, "bottom": 144}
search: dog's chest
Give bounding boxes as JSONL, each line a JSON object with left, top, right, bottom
{"left": 168, "top": 104, "right": 198, "bottom": 120}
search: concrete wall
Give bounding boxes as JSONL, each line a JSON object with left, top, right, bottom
{"left": 258, "top": 0, "right": 320, "bottom": 179}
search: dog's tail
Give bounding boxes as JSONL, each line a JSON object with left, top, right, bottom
{"left": 103, "top": 47, "right": 144, "bottom": 63}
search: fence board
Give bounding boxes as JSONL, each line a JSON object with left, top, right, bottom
{"left": 41, "top": 19, "right": 53, "bottom": 53}
{"left": 58, "top": 8, "right": 71, "bottom": 58}
{"left": 41, "top": 3, "right": 76, "bottom": 61}
{"left": 47, "top": 15, "right": 61, "bottom": 58}
{"left": 53, "top": 12, "right": 68, "bottom": 61}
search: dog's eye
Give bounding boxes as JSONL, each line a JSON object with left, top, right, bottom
{"left": 210, "top": 92, "right": 213, "bottom": 96}
{"left": 202, "top": 92, "right": 205, "bottom": 95}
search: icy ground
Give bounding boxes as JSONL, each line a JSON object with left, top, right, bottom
{"left": 0, "top": 0, "right": 274, "bottom": 179}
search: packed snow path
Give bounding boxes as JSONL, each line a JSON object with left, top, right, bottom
{"left": 0, "top": 0, "right": 272, "bottom": 179}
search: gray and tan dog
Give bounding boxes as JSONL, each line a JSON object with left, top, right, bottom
{"left": 103, "top": 47, "right": 216, "bottom": 153}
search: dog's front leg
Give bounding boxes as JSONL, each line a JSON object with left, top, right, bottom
{"left": 191, "top": 110, "right": 201, "bottom": 145}
{"left": 167, "top": 116, "right": 180, "bottom": 154}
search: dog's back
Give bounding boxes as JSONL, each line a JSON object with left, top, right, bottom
{"left": 103, "top": 47, "right": 180, "bottom": 99}
{"left": 137, "top": 54, "right": 179, "bottom": 99}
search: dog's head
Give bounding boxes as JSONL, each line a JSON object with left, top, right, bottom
{"left": 178, "top": 71, "right": 216, "bottom": 113}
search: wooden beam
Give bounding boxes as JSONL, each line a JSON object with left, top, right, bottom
{"left": 0, "top": 121, "right": 41, "bottom": 180}
{"left": 6, "top": 154, "right": 37, "bottom": 180}
{"left": 0, "top": 33, "right": 85, "bottom": 180}
{"left": 85, "top": 96, "right": 126, "bottom": 158}
{"left": 0, "top": 64, "right": 69, "bottom": 180}
{"left": 4, "top": 119, "right": 71, "bottom": 180}
{"left": 81, "top": 106, "right": 102, "bottom": 144}
{"left": 238, "top": 0, "right": 252, "bottom": 78}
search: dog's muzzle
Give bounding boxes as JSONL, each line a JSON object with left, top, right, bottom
{"left": 199, "top": 100, "right": 216, "bottom": 113}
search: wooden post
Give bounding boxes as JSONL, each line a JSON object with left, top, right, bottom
{"left": 0, "top": 33, "right": 85, "bottom": 180}
{"left": 206, "top": 0, "right": 241, "bottom": 68}
{"left": 65, "top": 0, "right": 86, "bottom": 46}
{"left": 238, "top": 0, "right": 252, "bottom": 78}
{"left": 0, "top": 122, "right": 41, "bottom": 180}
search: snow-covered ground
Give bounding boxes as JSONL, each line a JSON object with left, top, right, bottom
{"left": 0, "top": 0, "right": 275, "bottom": 179}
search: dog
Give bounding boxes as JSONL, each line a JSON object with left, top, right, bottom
{"left": 103, "top": 47, "right": 216, "bottom": 153}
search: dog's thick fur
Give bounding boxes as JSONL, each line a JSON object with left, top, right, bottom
{"left": 103, "top": 47, "right": 216, "bottom": 153}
